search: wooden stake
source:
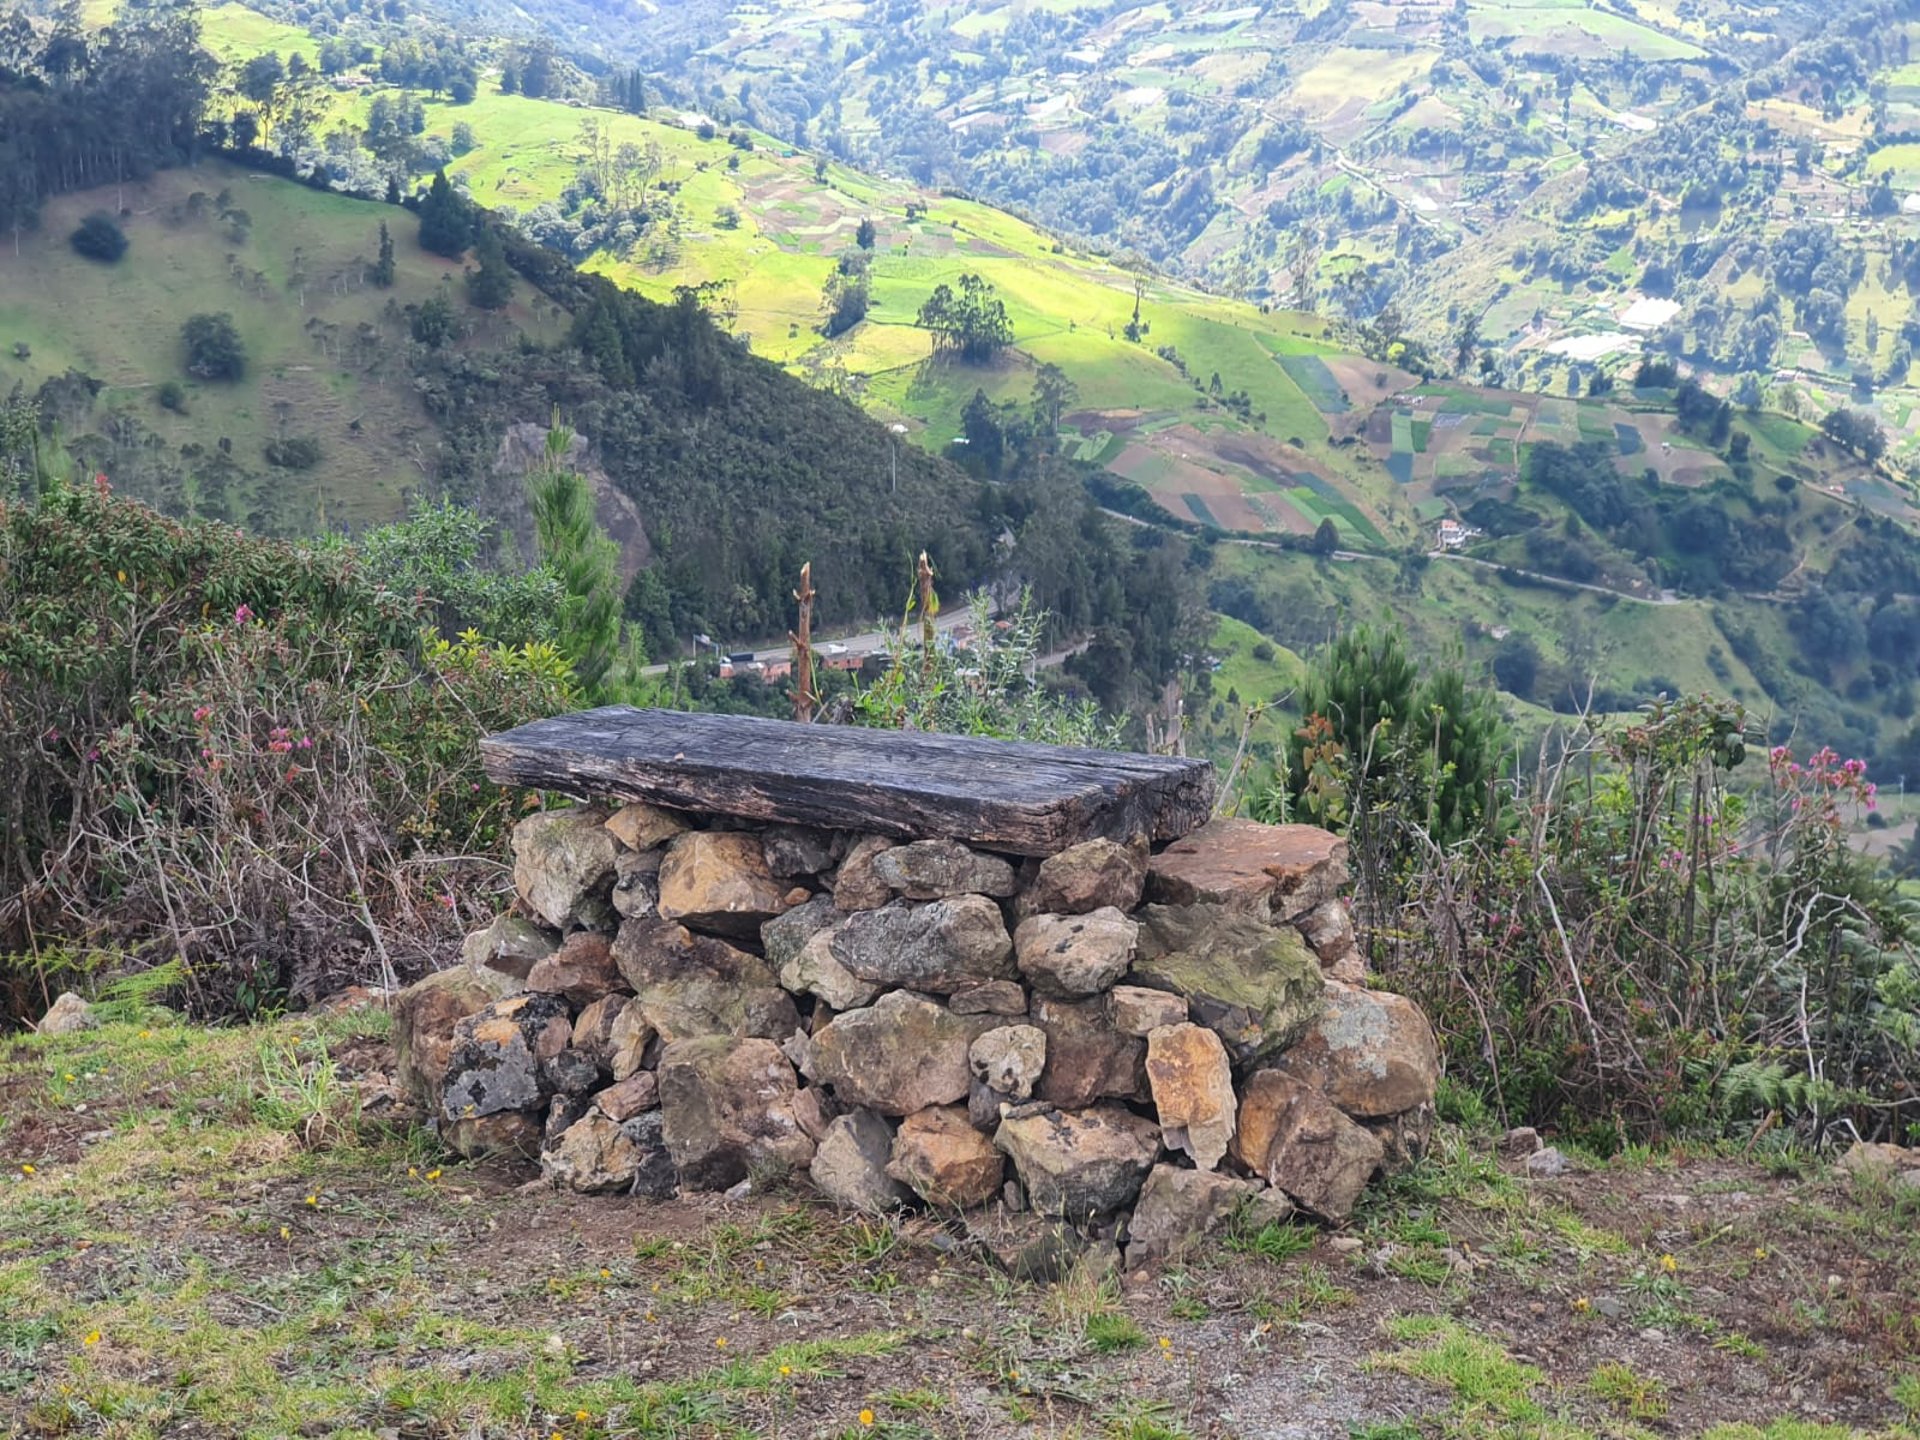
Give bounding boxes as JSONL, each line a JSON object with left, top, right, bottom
{"left": 916, "top": 550, "right": 937, "bottom": 686}
{"left": 790, "top": 561, "right": 816, "bottom": 723}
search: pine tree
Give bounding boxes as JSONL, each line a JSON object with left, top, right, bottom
{"left": 384, "top": 174, "right": 401, "bottom": 206}
{"left": 529, "top": 423, "right": 639, "bottom": 700}
{"left": 416, "top": 169, "right": 472, "bottom": 258}
{"left": 369, "top": 220, "right": 395, "bottom": 287}
{"left": 465, "top": 225, "right": 512, "bottom": 309}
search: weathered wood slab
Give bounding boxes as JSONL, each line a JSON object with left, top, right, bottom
{"left": 480, "top": 707, "right": 1215, "bottom": 856}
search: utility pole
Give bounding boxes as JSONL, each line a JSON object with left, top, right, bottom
{"left": 888, "top": 422, "right": 907, "bottom": 494}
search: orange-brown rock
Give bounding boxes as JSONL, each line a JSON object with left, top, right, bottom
{"left": 525, "top": 932, "right": 627, "bottom": 1008}
{"left": 394, "top": 965, "right": 524, "bottom": 1109}
{"left": 1269, "top": 981, "right": 1440, "bottom": 1121}
{"left": 1017, "top": 835, "right": 1148, "bottom": 918}
{"left": 656, "top": 830, "right": 792, "bottom": 938}
{"left": 1232, "top": 1069, "right": 1384, "bottom": 1222}
{"left": 888, "top": 1105, "right": 1005, "bottom": 1209}
{"left": 1144, "top": 1022, "right": 1236, "bottom": 1171}
{"left": 1145, "top": 818, "right": 1348, "bottom": 921}
{"left": 604, "top": 801, "right": 689, "bottom": 852}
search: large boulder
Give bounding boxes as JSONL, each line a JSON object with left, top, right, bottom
{"left": 1232, "top": 1070, "right": 1384, "bottom": 1222}
{"left": 394, "top": 965, "right": 525, "bottom": 1109}
{"left": 1145, "top": 819, "right": 1348, "bottom": 923}
{"left": 888, "top": 1106, "right": 1005, "bottom": 1209}
{"left": 828, "top": 896, "right": 1015, "bottom": 994}
{"left": 461, "top": 915, "right": 559, "bottom": 981}
{"left": 871, "top": 839, "right": 1017, "bottom": 900}
{"left": 780, "top": 927, "right": 880, "bottom": 1012}
{"left": 440, "top": 992, "right": 573, "bottom": 1123}
{"left": 525, "top": 932, "right": 628, "bottom": 1008}
{"left": 604, "top": 802, "right": 689, "bottom": 853}
{"left": 511, "top": 809, "right": 619, "bottom": 930}
{"left": 1028, "top": 995, "right": 1146, "bottom": 1108}
{"left": 1145, "top": 1023, "right": 1237, "bottom": 1171}
{"left": 656, "top": 1036, "right": 816, "bottom": 1190}
{"left": 1270, "top": 981, "right": 1440, "bottom": 1121}
{"left": 810, "top": 1110, "right": 912, "bottom": 1213}
{"left": 809, "top": 990, "right": 981, "bottom": 1115}
{"left": 969, "top": 1024, "right": 1048, "bottom": 1102}
{"left": 656, "top": 830, "right": 792, "bottom": 938}
{"left": 1013, "top": 908, "right": 1138, "bottom": 998}
{"left": 994, "top": 1104, "right": 1161, "bottom": 1222}
{"left": 832, "top": 835, "right": 897, "bottom": 911}
{"left": 1130, "top": 903, "right": 1323, "bottom": 1067}
{"left": 1018, "top": 836, "right": 1148, "bottom": 918}
{"left": 613, "top": 918, "right": 799, "bottom": 1044}
{"left": 1127, "top": 1163, "right": 1280, "bottom": 1266}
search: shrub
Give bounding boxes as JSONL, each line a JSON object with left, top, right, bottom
{"left": 156, "top": 380, "right": 187, "bottom": 414}
{"left": 182, "top": 313, "right": 245, "bottom": 381}
{"left": 69, "top": 212, "right": 128, "bottom": 263}
{"left": 263, "top": 435, "right": 323, "bottom": 470}
{"left": 0, "top": 476, "right": 573, "bottom": 1018}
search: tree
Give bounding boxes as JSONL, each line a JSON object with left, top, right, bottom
{"left": 530, "top": 423, "right": 640, "bottom": 700}
{"left": 855, "top": 216, "right": 876, "bottom": 250}
{"left": 1311, "top": 517, "right": 1340, "bottom": 555}
{"left": 820, "top": 266, "right": 870, "bottom": 337}
{"left": 916, "top": 272, "right": 1012, "bottom": 362}
{"left": 182, "top": 313, "right": 245, "bottom": 381}
{"left": 416, "top": 169, "right": 472, "bottom": 258}
{"left": 450, "top": 121, "right": 476, "bottom": 156}
{"left": 69, "top": 211, "right": 126, "bottom": 263}
{"left": 1030, "top": 361, "right": 1077, "bottom": 436}
{"left": 369, "top": 221, "right": 395, "bottom": 287}
{"left": 238, "top": 51, "right": 284, "bottom": 108}
{"left": 410, "top": 294, "right": 456, "bottom": 347}
{"left": 465, "top": 226, "right": 513, "bottom": 310}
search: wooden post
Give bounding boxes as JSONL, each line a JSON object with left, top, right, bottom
{"left": 790, "top": 561, "right": 816, "bottom": 724}
{"left": 916, "top": 550, "right": 937, "bottom": 686}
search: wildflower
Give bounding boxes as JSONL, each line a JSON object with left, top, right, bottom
{"left": 234, "top": 604, "right": 254, "bottom": 625}
{"left": 138, "top": 1030, "right": 151, "bottom": 1039}
{"left": 714, "top": 1337, "right": 728, "bottom": 1349}
{"left": 1659, "top": 1253, "right": 1678, "bottom": 1273}
{"left": 407, "top": 1167, "right": 418, "bottom": 1178}
{"left": 21, "top": 1164, "right": 34, "bottom": 1175}
{"left": 279, "top": 1225, "right": 290, "bottom": 1240}
{"left": 305, "top": 1194, "right": 318, "bottom": 1207}
{"left": 1159, "top": 1336, "right": 1172, "bottom": 1350}
{"left": 779, "top": 1364, "right": 792, "bottom": 1377}
{"left": 1571, "top": 1297, "right": 1591, "bottom": 1313}
{"left": 425, "top": 1168, "right": 442, "bottom": 1181}
{"left": 1753, "top": 1247, "right": 1768, "bottom": 1260}
{"left": 575, "top": 1410, "right": 590, "bottom": 1422}
{"left": 859, "top": 1410, "right": 875, "bottom": 1427}
{"left": 83, "top": 1331, "right": 100, "bottom": 1346}
{"left": 600, "top": 1269, "right": 610, "bottom": 1279}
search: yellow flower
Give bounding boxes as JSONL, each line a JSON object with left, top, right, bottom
{"left": 20, "top": 1164, "right": 33, "bottom": 1176}
{"left": 116, "top": 570, "right": 126, "bottom": 583}
{"left": 138, "top": 1030, "right": 151, "bottom": 1039}
{"left": 407, "top": 1167, "right": 418, "bottom": 1178}
{"left": 305, "top": 1194, "right": 318, "bottom": 1207}
{"left": 714, "top": 1337, "right": 728, "bottom": 1348}
{"left": 83, "top": 1331, "right": 100, "bottom": 1346}
{"left": 1158, "top": 1336, "right": 1172, "bottom": 1349}
{"left": 599, "top": 1269, "right": 610, "bottom": 1279}
{"left": 279, "top": 1225, "right": 291, "bottom": 1241}
{"left": 1753, "top": 1247, "right": 1768, "bottom": 1260}
{"left": 1659, "top": 1253, "right": 1678, "bottom": 1273}
{"left": 63, "top": 1073, "right": 75, "bottom": 1082}
{"left": 574, "top": 1410, "right": 590, "bottom": 1422}
{"left": 859, "top": 1410, "right": 875, "bottom": 1427}
{"left": 779, "top": 1364, "right": 792, "bottom": 1377}
{"left": 1571, "top": 1297, "right": 1591, "bottom": 1313}
{"left": 425, "top": 1169, "right": 442, "bottom": 1181}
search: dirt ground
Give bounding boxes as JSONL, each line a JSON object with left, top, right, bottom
{"left": 2, "top": 1007, "right": 1916, "bottom": 1439}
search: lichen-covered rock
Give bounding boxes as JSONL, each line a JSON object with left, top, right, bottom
{"left": 828, "top": 896, "right": 1015, "bottom": 994}
{"left": 613, "top": 918, "right": 799, "bottom": 1044}
{"left": 440, "top": 992, "right": 572, "bottom": 1122}
{"left": 612, "top": 849, "right": 663, "bottom": 921}
{"left": 968, "top": 1209, "right": 1111, "bottom": 1283}
{"left": 656, "top": 830, "right": 792, "bottom": 938}
{"left": 1145, "top": 819, "right": 1348, "bottom": 922}
{"left": 968, "top": 1024, "right": 1048, "bottom": 1101}
{"left": 1232, "top": 1069, "right": 1384, "bottom": 1222}
{"left": 810, "top": 1110, "right": 911, "bottom": 1213}
{"left": 1028, "top": 995, "right": 1146, "bottom": 1108}
{"left": 543, "top": 1110, "right": 651, "bottom": 1193}
{"left": 762, "top": 823, "right": 838, "bottom": 879}
{"left": 394, "top": 965, "right": 525, "bottom": 1109}
{"left": 950, "top": 979, "right": 1029, "bottom": 1016}
{"left": 1127, "top": 1163, "right": 1270, "bottom": 1265}
{"left": 657, "top": 1036, "right": 816, "bottom": 1190}
{"left": 1107, "top": 985, "right": 1188, "bottom": 1037}
{"left": 1013, "top": 908, "right": 1138, "bottom": 998}
{"left": 512, "top": 808, "right": 618, "bottom": 929}
{"left": 1145, "top": 1023, "right": 1236, "bottom": 1171}
{"left": 888, "top": 1105, "right": 1005, "bottom": 1209}
{"left": 605, "top": 802, "right": 689, "bottom": 853}
{"left": 597, "top": 1070, "right": 660, "bottom": 1121}
{"left": 442, "top": 1111, "right": 543, "bottom": 1161}
{"left": 571, "top": 994, "right": 630, "bottom": 1073}
{"left": 542, "top": 1047, "right": 602, "bottom": 1097}
{"left": 809, "top": 990, "right": 981, "bottom": 1116}
{"left": 461, "top": 915, "right": 559, "bottom": 980}
{"left": 607, "top": 1002, "right": 655, "bottom": 1081}
{"left": 37, "top": 991, "right": 93, "bottom": 1036}
{"left": 780, "top": 927, "right": 880, "bottom": 1012}
{"left": 526, "top": 932, "right": 627, "bottom": 1008}
{"left": 1131, "top": 903, "right": 1323, "bottom": 1067}
{"left": 761, "top": 895, "right": 841, "bottom": 970}
{"left": 1018, "top": 836, "right": 1148, "bottom": 918}
{"left": 1270, "top": 981, "right": 1440, "bottom": 1120}
{"left": 871, "top": 838, "right": 1017, "bottom": 899}
{"left": 832, "top": 835, "right": 897, "bottom": 911}
{"left": 994, "top": 1104, "right": 1161, "bottom": 1222}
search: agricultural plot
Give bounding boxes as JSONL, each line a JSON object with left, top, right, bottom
{"left": 1464, "top": 1, "right": 1705, "bottom": 60}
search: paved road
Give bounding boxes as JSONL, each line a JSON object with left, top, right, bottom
{"left": 640, "top": 603, "right": 990, "bottom": 677}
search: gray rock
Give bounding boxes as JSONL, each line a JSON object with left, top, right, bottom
{"left": 968, "top": 1209, "right": 1105, "bottom": 1283}
{"left": 37, "top": 991, "right": 93, "bottom": 1036}
{"left": 657, "top": 1035, "right": 816, "bottom": 1191}
{"left": 461, "top": 915, "right": 560, "bottom": 980}
{"left": 828, "top": 896, "right": 1015, "bottom": 994}
{"left": 543, "top": 1110, "right": 653, "bottom": 1193}
{"left": 596, "top": 1071, "right": 659, "bottom": 1122}
{"left": 612, "top": 849, "right": 662, "bottom": 921}
{"left": 1127, "top": 1163, "right": 1264, "bottom": 1265}
{"left": 810, "top": 1110, "right": 912, "bottom": 1213}
{"left": 394, "top": 965, "right": 526, "bottom": 1109}
{"left": 1107, "top": 985, "right": 1188, "bottom": 1037}
{"left": 760, "top": 895, "right": 842, "bottom": 970}
{"left": 1014, "top": 907, "right": 1139, "bottom": 998}
{"left": 441, "top": 992, "right": 573, "bottom": 1122}
{"left": 541, "top": 1047, "right": 603, "bottom": 1097}
{"left": 969, "top": 1077, "right": 1013, "bottom": 1131}
{"left": 888, "top": 1105, "right": 1005, "bottom": 1209}
{"left": 809, "top": 990, "right": 982, "bottom": 1116}
{"left": 780, "top": 927, "right": 881, "bottom": 1012}
{"left": 762, "top": 824, "right": 839, "bottom": 879}
{"left": 1269, "top": 980, "right": 1440, "bottom": 1121}
{"left": 607, "top": 1002, "right": 655, "bottom": 1082}
{"left": 950, "top": 979, "right": 1029, "bottom": 1016}
{"left": 511, "top": 809, "right": 618, "bottom": 930}
{"left": 871, "top": 838, "right": 1017, "bottom": 899}
{"left": 1017, "top": 836, "right": 1148, "bottom": 918}
{"left": 994, "top": 1104, "right": 1162, "bottom": 1222}
{"left": 1524, "top": 1146, "right": 1573, "bottom": 1178}
{"left": 1131, "top": 903, "right": 1324, "bottom": 1067}
{"left": 968, "top": 1024, "right": 1048, "bottom": 1101}
{"left": 1029, "top": 994, "right": 1146, "bottom": 1108}
{"left": 613, "top": 918, "right": 799, "bottom": 1044}
{"left": 832, "top": 835, "right": 897, "bottom": 911}
{"left": 1232, "top": 1069, "right": 1384, "bottom": 1222}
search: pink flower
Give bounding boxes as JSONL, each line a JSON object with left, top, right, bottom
{"left": 297, "top": 737, "right": 312, "bottom": 750}
{"left": 192, "top": 706, "right": 212, "bottom": 723}
{"left": 234, "top": 604, "right": 254, "bottom": 625}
